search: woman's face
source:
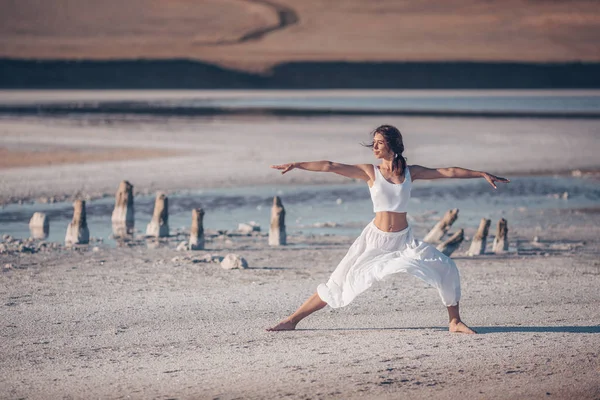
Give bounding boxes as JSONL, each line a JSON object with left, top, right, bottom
{"left": 372, "top": 133, "right": 391, "bottom": 159}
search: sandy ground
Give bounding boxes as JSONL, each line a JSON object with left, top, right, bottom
{"left": 0, "top": 146, "right": 184, "bottom": 170}
{"left": 1, "top": 113, "right": 599, "bottom": 205}
{"left": 1, "top": 209, "right": 599, "bottom": 399}
{"left": 1, "top": 0, "right": 600, "bottom": 69}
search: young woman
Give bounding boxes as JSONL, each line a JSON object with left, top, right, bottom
{"left": 267, "top": 125, "right": 509, "bottom": 334}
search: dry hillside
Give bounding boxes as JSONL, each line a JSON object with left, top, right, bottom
{"left": 1, "top": 0, "right": 599, "bottom": 71}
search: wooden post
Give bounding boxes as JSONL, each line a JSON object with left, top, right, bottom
{"left": 146, "top": 192, "right": 169, "bottom": 237}
{"left": 492, "top": 218, "right": 509, "bottom": 254}
{"left": 467, "top": 218, "right": 491, "bottom": 256}
{"left": 65, "top": 200, "right": 89, "bottom": 246}
{"left": 29, "top": 212, "right": 49, "bottom": 239}
{"left": 189, "top": 208, "right": 205, "bottom": 250}
{"left": 423, "top": 208, "right": 459, "bottom": 243}
{"left": 268, "top": 196, "right": 286, "bottom": 246}
{"left": 436, "top": 229, "right": 464, "bottom": 257}
{"left": 111, "top": 180, "right": 134, "bottom": 237}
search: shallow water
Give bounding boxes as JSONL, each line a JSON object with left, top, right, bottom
{"left": 1, "top": 90, "right": 599, "bottom": 116}
{"left": 1, "top": 175, "right": 598, "bottom": 245}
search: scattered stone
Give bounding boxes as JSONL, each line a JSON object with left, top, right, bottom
{"left": 313, "top": 221, "right": 339, "bottom": 228}
{"left": 238, "top": 222, "right": 260, "bottom": 234}
{"left": 92, "top": 246, "right": 100, "bottom": 252}
{"left": 18, "top": 244, "right": 35, "bottom": 253}
{"left": 29, "top": 212, "right": 49, "bottom": 239}
{"left": 571, "top": 169, "right": 583, "bottom": 177}
{"left": 467, "top": 218, "right": 490, "bottom": 256}
{"left": 423, "top": 209, "right": 459, "bottom": 244}
{"left": 269, "top": 196, "right": 286, "bottom": 246}
{"left": 189, "top": 208, "right": 205, "bottom": 250}
{"left": 176, "top": 241, "right": 189, "bottom": 252}
{"left": 0, "top": 243, "right": 7, "bottom": 253}
{"left": 220, "top": 253, "right": 249, "bottom": 270}
{"left": 3, "top": 263, "right": 13, "bottom": 270}
{"left": 561, "top": 191, "right": 569, "bottom": 200}
{"left": 492, "top": 218, "right": 509, "bottom": 254}
{"left": 336, "top": 198, "right": 343, "bottom": 205}
{"left": 65, "top": 200, "right": 90, "bottom": 247}
{"left": 112, "top": 180, "right": 135, "bottom": 238}
{"left": 146, "top": 239, "right": 162, "bottom": 249}
{"left": 146, "top": 192, "right": 169, "bottom": 237}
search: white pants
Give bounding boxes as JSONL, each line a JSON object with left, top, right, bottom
{"left": 317, "top": 221, "right": 461, "bottom": 308}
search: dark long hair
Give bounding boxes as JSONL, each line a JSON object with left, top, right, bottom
{"left": 362, "top": 125, "right": 406, "bottom": 176}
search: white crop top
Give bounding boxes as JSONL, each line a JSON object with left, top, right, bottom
{"left": 369, "top": 164, "right": 412, "bottom": 213}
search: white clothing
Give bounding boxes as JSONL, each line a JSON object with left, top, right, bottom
{"left": 317, "top": 221, "right": 461, "bottom": 308}
{"left": 369, "top": 165, "right": 412, "bottom": 213}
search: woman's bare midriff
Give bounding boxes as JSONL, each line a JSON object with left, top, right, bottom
{"left": 374, "top": 212, "right": 409, "bottom": 232}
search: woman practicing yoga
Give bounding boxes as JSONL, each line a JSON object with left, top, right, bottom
{"left": 267, "top": 124, "right": 509, "bottom": 334}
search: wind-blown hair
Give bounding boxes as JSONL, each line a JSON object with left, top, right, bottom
{"left": 362, "top": 125, "right": 407, "bottom": 176}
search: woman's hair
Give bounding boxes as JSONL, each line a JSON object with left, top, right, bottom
{"left": 362, "top": 124, "right": 406, "bottom": 175}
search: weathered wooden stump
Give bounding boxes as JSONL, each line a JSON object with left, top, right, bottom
{"left": 268, "top": 196, "right": 286, "bottom": 246}
{"left": 146, "top": 192, "right": 169, "bottom": 237}
{"left": 29, "top": 212, "right": 49, "bottom": 239}
{"left": 111, "top": 180, "right": 134, "bottom": 237}
{"left": 492, "top": 218, "right": 509, "bottom": 254}
{"left": 423, "top": 208, "right": 459, "bottom": 243}
{"left": 65, "top": 200, "right": 89, "bottom": 246}
{"left": 189, "top": 208, "right": 205, "bottom": 250}
{"left": 467, "top": 218, "right": 491, "bottom": 256}
{"left": 436, "top": 229, "right": 464, "bottom": 257}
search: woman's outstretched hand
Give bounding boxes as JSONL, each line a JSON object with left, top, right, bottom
{"left": 483, "top": 172, "right": 510, "bottom": 189}
{"left": 271, "top": 163, "right": 296, "bottom": 174}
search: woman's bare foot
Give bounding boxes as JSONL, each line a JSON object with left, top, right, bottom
{"left": 266, "top": 319, "right": 297, "bottom": 331}
{"left": 449, "top": 319, "right": 477, "bottom": 334}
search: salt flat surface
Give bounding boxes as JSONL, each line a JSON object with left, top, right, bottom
{"left": 1, "top": 114, "right": 599, "bottom": 205}
{"left": 1, "top": 210, "right": 599, "bottom": 399}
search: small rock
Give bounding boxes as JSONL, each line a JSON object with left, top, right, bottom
{"left": 238, "top": 222, "right": 260, "bottom": 234}
{"left": 0, "top": 243, "right": 7, "bottom": 253}
{"left": 176, "top": 241, "right": 188, "bottom": 251}
{"left": 3, "top": 234, "right": 13, "bottom": 242}
{"left": 18, "top": 244, "right": 35, "bottom": 253}
{"left": 220, "top": 253, "right": 248, "bottom": 270}
{"left": 193, "top": 253, "right": 221, "bottom": 263}
{"left": 571, "top": 169, "right": 583, "bottom": 177}
{"left": 92, "top": 246, "right": 100, "bottom": 252}
{"left": 533, "top": 236, "right": 540, "bottom": 243}
{"left": 314, "top": 221, "right": 339, "bottom": 228}
{"left": 561, "top": 191, "right": 569, "bottom": 200}
{"left": 3, "top": 263, "right": 13, "bottom": 270}
{"left": 146, "top": 240, "right": 161, "bottom": 249}
{"left": 336, "top": 198, "right": 343, "bottom": 205}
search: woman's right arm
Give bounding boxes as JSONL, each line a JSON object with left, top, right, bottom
{"left": 271, "top": 161, "right": 372, "bottom": 182}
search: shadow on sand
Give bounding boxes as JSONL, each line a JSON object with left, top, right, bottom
{"left": 295, "top": 326, "right": 600, "bottom": 334}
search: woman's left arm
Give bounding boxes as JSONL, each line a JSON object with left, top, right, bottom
{"left": 410, "top": 165, "right": 510, "bottom": 189}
